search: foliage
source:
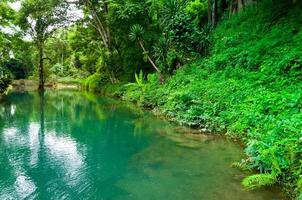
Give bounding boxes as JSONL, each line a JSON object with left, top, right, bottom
{"left": 3, "top": 59, "right": 29, "bottom": 79}
{"left": 49, "top": 63, "right": 65, "bottom": 76}
{"left": 185, "top": 0, "right": 208, "bottom": 24}
{"left": 242, "top": 173, "right": 277, "bottom": 190}
{"left": 129, "top": 24, "right": 145, "bottom": 42}
{"left": 1, "top": 0, "right": 302, "bottom": 198}
{"left": 0, "top": 66, "right": 11, "bottom": 93}
{"left": 108, "top": 1, "right": 302, "bottom": 198}
{"left": 83, "top": 73, "right": 109, "bottom": 92}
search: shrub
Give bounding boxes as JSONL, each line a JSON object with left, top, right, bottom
{"left": 83, "top": 73, "right": 109, "bottom": 92}
{"left": 0, "top": 66, "right": 12, "bottom": 93}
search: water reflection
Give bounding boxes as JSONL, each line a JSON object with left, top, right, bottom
{"left": 44, "top": 132, "right": 85, "bottom": 186}
{"left": 3, "top": 127, "right": 18, "bottom": 142}
{"left": 10, "top": 105, "right": 16, "bottom": 116}
{"left": 14, "top": 174, "right": 36, "bottom": 199}
{"left": 28, "top": 123, "right": 40, "bottom": 168}
{"left": 0, "top": 91, "right": 285, "bottom": 200}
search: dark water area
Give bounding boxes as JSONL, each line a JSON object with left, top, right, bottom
{"left": 0, "top": 91, "right": 285, "bottom": 199}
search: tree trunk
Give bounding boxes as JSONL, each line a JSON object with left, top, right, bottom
{"left": 61, "top": 46, "right": 64, "bottom": 65}
{"left": 238, "top": 0, "right": 245, "bottom": 12}
{"left": 138, "top": 39, "right": 161, "bottom": 73}
{"left": 212, "top": 0, "right": 218, "bottom": 26}
{"left": 38, "top": 43, "right": 44, "bottom": 91}
{"left": 208, "top": 0, "right": 212, "bottom": 25}
{"left": 208, "top": 0, "right": 218, "bottom": 27}
{"left": 103, "top": 1, "right": 111, "bottom": 47}
{"left": 85, "top": 0, "right": 110, "bottom": 48}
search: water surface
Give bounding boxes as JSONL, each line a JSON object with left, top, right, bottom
{"left": 0, "top": 91, "right": 285, "bottom": 199}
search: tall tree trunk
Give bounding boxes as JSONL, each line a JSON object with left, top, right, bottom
{"left": 208, "top": 0, "right": 212, "bottom": 25}
{"left": 103, "top": 0, "right": 111, "bottom": 47}
{"left": 138, "top": 39, "right": 164, "bottom": 83}
{"left": 84, "top": 0, "right": 121, "bottom": 82}
{"left": 84, "top": 0, "right": 110, "bottom": 48}
{"left": 61, "top": 51, "right": 64, "bottom": 74}
{"left": 208, "top": 0, "right": 218, "bottom": 26}
{"left": 212, "top": 0, "right": 218, "bottom": 26}
{"left": 138, "top": 39, "right": 161, "bottom": 73}
{"left": 61, "top": 45, "right": 64, "bottom": 65}
{"left": 238, "top": 0, "right": 245, "bottom": 12}
{"left": 230, "top": 0, "right": 254, "bottom": 16}
{"left": 38, "top": 43, "right": 44, "bottom": 91}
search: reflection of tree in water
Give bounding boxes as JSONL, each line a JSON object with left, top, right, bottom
{"left": 0, "top": 92, "right": 37, "bottom": 199}
{"left": 130, "top": 114, "right": 172, "bottom": 137}
{"left": 0, "top": 90, "right": 152, "bottom": 198}
{"left": 0, "top": 92, "right": 34, "bottom": 132}
{"left": 0, "top": 91, "right": 282, "bottom": 200}
{"left": 39, "top": 91, "right": 45, "bottom": 139}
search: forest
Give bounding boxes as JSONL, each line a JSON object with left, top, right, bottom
{"left": 0, "top": 0, "right": 301, "bottom": 199}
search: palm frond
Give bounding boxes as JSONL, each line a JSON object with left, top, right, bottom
{"left": 129, "top": 24, "right": 144, "bottom": 41}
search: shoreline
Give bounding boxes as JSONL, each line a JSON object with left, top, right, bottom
{"left": 98, "top": 85, "right": 294, "bottom": 199}
{"left": 5, "top": 86, "right": 294, "bottom": 199}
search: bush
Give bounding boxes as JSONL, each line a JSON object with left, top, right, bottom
{"left": 83, "top": 73, "right": 109, "bottom": 92}
{"left": 0, "top": 67, "right": 12, "bottom": 93}
{"left": 2, "top": 59, "right": 28, "bottom": 79}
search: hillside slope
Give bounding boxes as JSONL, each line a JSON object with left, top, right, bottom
{"left": 111, "top": 1, "right": 302, "bottom": 198}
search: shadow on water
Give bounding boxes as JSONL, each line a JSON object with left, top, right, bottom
{"left": 0, "top": 90, "right": 287, "bottom": 200}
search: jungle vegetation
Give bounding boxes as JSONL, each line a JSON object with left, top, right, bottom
{"left": 0, "top": 0, "right": 301, "bottom": 199}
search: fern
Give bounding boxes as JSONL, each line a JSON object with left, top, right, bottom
{"left": 242, "top": 173, "right": 277, "bottom": 190}
{"left": 231, "top": 159, "right": 250, "bottom": 171}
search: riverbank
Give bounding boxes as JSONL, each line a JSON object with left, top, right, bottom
{"left": 100, "top": 66, "right": 301, "bottom": 199}
{"left": 5, "top": 78, "right": 298, "bottom": 199}
{"left": 89, "top": 3, "right": 302, "bottom": 199}
{"left": 11, "top": 79, "right": 81, "bottom": 91}
{"left": 0, "top": 90, "right": 287, "bottom": 199}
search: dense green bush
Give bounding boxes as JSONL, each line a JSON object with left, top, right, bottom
{"left": 0, "top": 66, "right": 12, "bottom": 93}
{"left": 2, "top": 59, "right": 29, "bottom": 79}
{"left": 83, "top": 73, "right": 109, "bottom": 93}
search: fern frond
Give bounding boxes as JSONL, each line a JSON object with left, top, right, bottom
{"left": 231, "top": 161, "right": 250, "bottom": 171}
{"left": 242, "top": 173, "right": 277, "bottom": 190}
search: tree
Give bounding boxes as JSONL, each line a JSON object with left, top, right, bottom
{"left": 0, "top": 1, "right": 15, "bottom": 63}
{"left": 80, "top": 0, "right": 121, "bottom": 83}
{"left": 17, "top": 0, "right": 69, "bottom": 91}
{"left": 129, "top": 24, "right": 161, "bottom": 74}
{"left": 0, "top": 0, "right": 15, "bottom": 93}
{"left": 82, "top": 0, "right": 111, "bottom": 49}
{"left": 208, "top": 0, "right": 218, "bottom": 26}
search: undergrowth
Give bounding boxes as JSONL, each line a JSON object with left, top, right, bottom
{"left": 94, "top": 1, "right": 302, "bottom": 198}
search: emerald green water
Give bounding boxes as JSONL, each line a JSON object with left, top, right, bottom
{"left": 0, "top": 91, "right": 285, "bottom": 200}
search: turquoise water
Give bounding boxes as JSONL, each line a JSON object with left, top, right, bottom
{"left": 0, "top": 91, "right": 285, "bottom": 200}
